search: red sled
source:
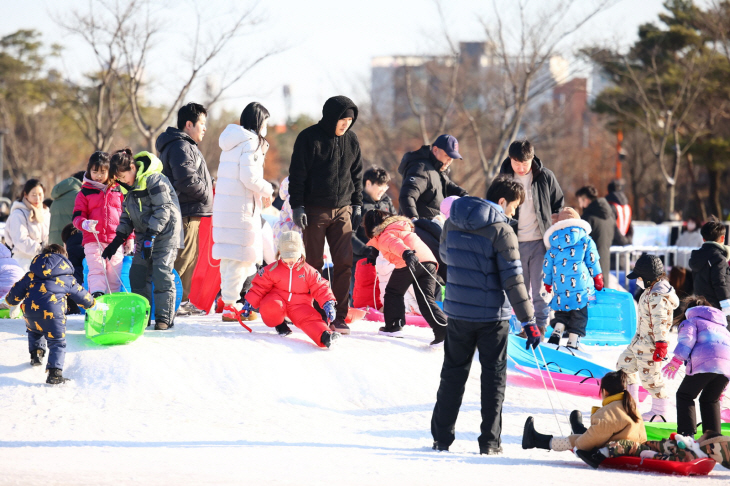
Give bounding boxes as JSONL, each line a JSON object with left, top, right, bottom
{"left": 189, "top": 215, "right": 221, "bottom": 314}
{"left": 600, "top": 456, "right": 716, "bottom": 476}
{"left": 346, "top": 307, "right": 366, "bottom": 324}
{"left": 352, "top": 259, "right": 381, "bottom": 309}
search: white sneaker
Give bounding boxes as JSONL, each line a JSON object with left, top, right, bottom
{"left": 176, "top": 301, "right": 205, "bottom": 317}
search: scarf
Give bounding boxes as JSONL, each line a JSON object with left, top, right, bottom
{"left": 591, "top": 392, "right": 624, "bottom": 415}
{"left": 23, "top": 198, "right": 45, "bottom": 225}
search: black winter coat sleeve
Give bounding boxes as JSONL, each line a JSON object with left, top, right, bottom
{"left": 350, "top": 141, "right": 364, "bottom": 207}
{"left": 710, "top": 256, "right": 730, "bottom": 304}
{"left": 288, "top": 133, "right": 310, "bottom": 209}
{"left": 493, "top": 223, "right": 534, "bottom": 323}
{"left": 444, "top": 176, "right": 468, "bottom": 197}
{"left": 399, "top": 163, "right": 428, "bottom": 219}
{"left": 549, "top": 173, "right": 565, "bottom": 214}
{"left": 166, "top": 142, "right": 209, "bottom": 204}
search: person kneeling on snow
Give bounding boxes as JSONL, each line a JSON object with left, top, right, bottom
{"left": 241, "top": 231, "right": 341, "bottom": 348}
{"left": 617, "top": 254, "right": 679, "bottom": 421}
{"left": 543, "top": 207, "right": 603, "bottom": 350}
{"left": 363, "top": 210, "right": 447, "bottom": 346}
{"left": 523, "top": 371, "right": 646, "bottom": 465}
{"left": 6, "top": 244, "right": 103, "bottom": 384}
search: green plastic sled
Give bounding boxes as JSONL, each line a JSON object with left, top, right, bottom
{"left": 84, "top": 293, "right": 150, "bottom": 345}
{"left": 644, "top": 421, "right": 730, "bottom": 441}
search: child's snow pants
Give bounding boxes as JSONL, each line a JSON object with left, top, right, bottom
{"left": 617, "top": 337, "right": 667, "bottom": 399}
{"left": 26, "top": 318, "right": 66, "bottom": 369}
{"left": 84, "top": 242, "right": 124, "bottom": 294}
{"left": 129, "top": 242, "right": 177, "bottom": 326}
{"left": 258, "top": 293, "right": 329, "bottom": 348}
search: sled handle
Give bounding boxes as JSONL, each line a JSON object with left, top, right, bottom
{"left": 573, "top": 368, "right": 595, "bottom": 378}
{"left": 541, "top": 361, "right": 563, "bottom": 373}
{"left": 580, "top": 376, "right": 600, "bottom": 384}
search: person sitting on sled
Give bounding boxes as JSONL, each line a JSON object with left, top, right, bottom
{"left": 241, "top": 231, "right": 341, "bottom": 348}
{"left": 6, "top": 244, "right": 103, "bottom": 384}
{"left": 617, "top": 254, "right": 680, "bottom": 421}
{"left": 363, "top": 209, "right": 447, "bottom": 346}
{"left": 522, "top": 370, "right": 647, "bottom": 463}
{"left": 542, "top": 207, "right": 603, "bottom": 350}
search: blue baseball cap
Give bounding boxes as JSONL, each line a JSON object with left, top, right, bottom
{"left": 433, "top": 134, "right": 462, "bottom": 160}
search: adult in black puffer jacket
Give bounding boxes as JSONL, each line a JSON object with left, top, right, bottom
{"left": 398, "top": 136, "right": 468, "bottom": 220}
{"left": 689, "top": 222, "right": 730, "bottom": 323}
{"left": 576, "top": 186, "right": 615, "bottom": 282}
{"left": 288, "top": 95, "right": 363, "bottom": 330}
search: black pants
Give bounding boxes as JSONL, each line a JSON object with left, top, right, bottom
{"left": 431, "top": 318, "right": 509, "bottom": 451}
{"left": 676, "top": 372, "right": 729, "bottom": 437}
{"left": 550, "top": 306, "right": 589, "bottom": 337}
{"left": 384, "top": 262, "right": 446, "bottom": 331}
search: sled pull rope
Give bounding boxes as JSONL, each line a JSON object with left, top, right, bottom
{"left": 408, "top": 266, "right": 447, "bottom": 327}
{"left": 530, "top": 346, "right": 564, "bottom": 436}
{"left": 538, "top": 346, "right": 571, "bottom": 422}
{"left": 93, "top": 231, "right": 113, "bottom": 294}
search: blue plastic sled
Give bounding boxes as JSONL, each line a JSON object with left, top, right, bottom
{"left": 507, "top": 334, "right": 612, "bottom": 378}
{"left": 583, "top": 288, "right": 636, "bottom": 346}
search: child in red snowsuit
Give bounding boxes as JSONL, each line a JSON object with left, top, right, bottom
{"left": 243, "top": 231, "right": 340, "bottom": 348}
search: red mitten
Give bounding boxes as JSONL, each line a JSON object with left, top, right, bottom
{"left": 544, "top": 283, "right": 552, "bottom": 294}
{"left": 653, "top": 341, "right": 668, "bottom": 362}
{"left": 593, "top": 274, "right": 604, "bottom": 291}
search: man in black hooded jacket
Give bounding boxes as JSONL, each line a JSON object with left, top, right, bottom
{"left": 398, "top": 134, "right": 468, "bottom": 220}
{"left": 289, "top": 95, "right": 363, "bottom": 334}
{"left": 155, "top": 102, "right": 213, "bottom": 313}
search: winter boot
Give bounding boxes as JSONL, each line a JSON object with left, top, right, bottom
{"left": 699, "top": 433, "right": 730, "bottom": 470}
{"left": 30, "top": 349, "right": 45, "bottom": 367}
{"left": 275, "top": 321, "right": 293, "bottom": 336}
{"left": 222, "top": 304, "right": 242, "bottom": 322}
{"left": 642, "top": 397, "right": 669, "bottom": 422}
{"left": 570, "top": 410, "right": 588, "bottom": 435}
{"left": 480, "top": 446, "right": 503, "bottom": 455}
{"left": 566, "top": 333, "right": 580, "bottom": 350}
{"left": 575, "top": 447, "right": 607, "bottom": 469}
{"left": 321, "top": 330, "right": 341, "bottom": 349}
{"left": 92, "top": 291, "right": 105, "bottom": 299}
{"left": 154, "top": 320, "right": 172, "bottom": 330}
{"left": 379, "top": 319, "right": 404, "bottom": 338}
{"left": 430, "top": 325, "right": 447, "bottom": 347}
{"left": 548, "top": 323, "right": 565, "bottom": 345}
{"left": 432, "top": 441, "right": 449, "bottom": 452}
{"left": 46, "top": 368, "right": 69, "bottom": 385}
{"left": 522, "top": 417, "right": 553, "bottom": 450}
{"left": 330, "top": 318, "right": 350, "bottom": 335}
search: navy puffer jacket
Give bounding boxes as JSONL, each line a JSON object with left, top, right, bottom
{"left": 440, "top": 197, "right": 534, "bottom": 323}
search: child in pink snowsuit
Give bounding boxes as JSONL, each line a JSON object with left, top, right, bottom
{"left": 242, "top": 231, "right": 341, "bottom": 348}
{"left": 72, "top": 151, "right": 132, "bottom": 296}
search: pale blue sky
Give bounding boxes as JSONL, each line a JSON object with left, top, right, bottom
{"left": 3, "top": 0, "right": 670, "bottom": 123}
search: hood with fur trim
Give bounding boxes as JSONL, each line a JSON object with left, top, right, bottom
{"left": 543, "top": 218, "right": 592, "bottom": 249}
{"left": 370, "top": 215, "right": 413, "bottom": 238}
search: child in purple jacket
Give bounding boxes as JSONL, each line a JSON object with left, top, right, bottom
{"left": 663, "top": 295, "right": 730, "bottom": 438}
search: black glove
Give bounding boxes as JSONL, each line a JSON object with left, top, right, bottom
{"left": 351, "top": 205, "right": 362, "bottom": 229}
{"left": 142, "top": 233, "right": 156, "bottom": 260}
{"left": 293, "top": 207, "right": 307, "bottom": 229}
{"left": 523, "top": 319, "right": 542, "bottom": 350}
{"left": 366, "top": 247, "right": 379, "bottom": 266}
{"left": 402, "top": 250, "right": 419, "bottom": 273}
{"left": 101, "top": 234, "right": 126, "bottom": 260}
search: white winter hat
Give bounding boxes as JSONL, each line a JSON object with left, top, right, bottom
{"left": 278, "top": 231, "right": 305, "bottom": 260}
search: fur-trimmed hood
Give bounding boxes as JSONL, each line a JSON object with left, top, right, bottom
{"left": 371, "top": 215, "right": 413, "bottom": 238}
{"left": 543, "top": 218, "right": 592, "bottom": 249}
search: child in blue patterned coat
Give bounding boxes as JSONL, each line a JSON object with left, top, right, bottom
{"left": 543, "top": 207, "right": 603, "bottom": 349}
{"left": 6, "top": 244, "right": 102, "bottom": 384}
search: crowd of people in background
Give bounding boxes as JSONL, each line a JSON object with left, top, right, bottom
{"left": 2, "top": 94, "right": 730, "bottom": 466}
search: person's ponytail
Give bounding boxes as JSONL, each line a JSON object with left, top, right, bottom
{"left": 600, "top": 370, "right": 640, "bottom": 423}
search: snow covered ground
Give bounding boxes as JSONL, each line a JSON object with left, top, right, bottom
{"left": 1, "top": 315, "right": 729, "bottom": 485}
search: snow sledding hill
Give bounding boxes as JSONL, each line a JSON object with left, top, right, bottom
{"left": 0, "top": 315, "right": 729, "bottom": 485}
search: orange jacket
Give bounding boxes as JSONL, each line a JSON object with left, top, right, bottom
{"left": 246, "top": 257, "right": 335, "bottom": 308}
{"left": 367, "top": 216, "right": 437, "bottom": 269}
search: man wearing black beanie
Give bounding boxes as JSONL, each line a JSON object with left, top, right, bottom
{"left": 288, "top": 96, "right": 363, "bottom": 335}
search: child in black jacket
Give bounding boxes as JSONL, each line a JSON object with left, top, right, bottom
{"left": 688, "top": 221, "right": 730, "bottom": 328}
{"left": 6, "top": 244, "right": 100, "bottom": 384}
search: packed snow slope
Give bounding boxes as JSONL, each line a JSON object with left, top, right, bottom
{"left": 0, "top": 315, "right": 729, "bottom": 485}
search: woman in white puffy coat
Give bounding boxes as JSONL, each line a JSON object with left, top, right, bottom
{"left": 4, "top": 179, "right": 50, "bottom": 271}
{"left": 213, "top": 102, "right": 274, "bottom": 314}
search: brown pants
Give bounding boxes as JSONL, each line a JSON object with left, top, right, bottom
{"left": 174, "top": 216, "right": 203, "bottom": 302}
{"left": 303, "top": 206, "right": 353, "bottom": 320}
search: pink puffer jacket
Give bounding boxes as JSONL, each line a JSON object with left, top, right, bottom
{"left": 72, "top": 175, "right": 127, "bottom": 245}
{"left": 367, "top": 216, "right": 437, "bottom": 269}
